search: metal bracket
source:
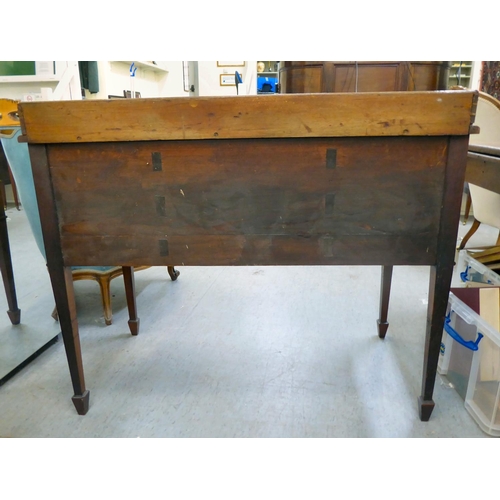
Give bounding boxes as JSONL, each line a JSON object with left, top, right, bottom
{"left": 326, "top": 149, "right": 337, "bottom": 169}
{"left": 152, "top": 152, "right": 162, "bottom": 171}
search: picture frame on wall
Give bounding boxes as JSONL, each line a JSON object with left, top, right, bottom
{"left": 220, "top": 74, "right": 237, "bottom": 86}
{"left": 217, "top": 61, "right": 245, "bottom": 67}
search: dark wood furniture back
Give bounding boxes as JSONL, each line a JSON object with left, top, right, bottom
{"left": 48, "top": 136, "right": 446, "bottom": 268}
{"left": 279, "top": 62, "right": 450, "bottom": 93}
{"left": 18, "top": 91, "right": 477, "bottom": 418}
{"left": 18, "top": 91, "right": 474, "bottom": 271}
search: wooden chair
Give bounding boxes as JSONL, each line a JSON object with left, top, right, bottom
{"left": 0, "top": 98, "right": 179, "bottom": 327}
{"left": 458, "top": 91, "right": 500, "bottom": 250}
{"left": 51, "top": 265, "right": 179, "bottom": 325}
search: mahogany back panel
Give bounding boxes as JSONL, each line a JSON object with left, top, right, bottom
{"left": 46, "top": 136, "right": 448, "bottom": 267}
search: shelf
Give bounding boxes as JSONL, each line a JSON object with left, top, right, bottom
{"left": 448, "top": 61, "right": 474, "bottom": 89}
{"left": 257, "top": 61, "right": 279, "bottom": 94}
{"left": 0, "top": 75, "right": 60, "bottom": 83}
{"left": 114, "top": 61, "right": 168, "bottom": 73}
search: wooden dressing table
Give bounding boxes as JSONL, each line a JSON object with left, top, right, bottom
{"left": 18, "top": 91, "right": 477, "bottom": 419}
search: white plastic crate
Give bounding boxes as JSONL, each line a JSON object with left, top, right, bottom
{"left": 439, "top": 291, "right": 500, "bottom": 436}
{"left": 455, "top": 250, "right": 500, "bottom": 287}
{"left": 465, "top": 326, "right": 500, "bottom": 437}
{"left": 438, "top": 292, "right": 484, "bottom": 398}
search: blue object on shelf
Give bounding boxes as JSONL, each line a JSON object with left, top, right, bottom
{"left": 257, "top": 76, "right": 277, "bottom": 93}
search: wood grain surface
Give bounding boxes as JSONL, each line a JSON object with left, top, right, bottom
{"left": 45, "top": 136, "right": 449, "bottom": 267}
{"left": 19, "top": 91, "right": 477, "bottom": 144}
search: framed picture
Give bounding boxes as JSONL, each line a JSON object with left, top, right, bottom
{"left": 217, "top": 61, "right": 245, "bottom": 67}
{"left": 220, "top": 74, "right": 237, "bottom": 86}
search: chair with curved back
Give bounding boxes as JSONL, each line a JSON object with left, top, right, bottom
{"left": 0, "top": 98, "right": 179, "bottom": 329}
{"left": 458, "top": 90, "right": 500, "bottom": 251}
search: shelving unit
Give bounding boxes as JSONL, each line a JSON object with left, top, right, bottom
{"left": 0, "top": 75, "right": 60, "bottom": 83}
{"left": 258, "top": 61, "right": 278, "bottom": 75}
{"left": 257, "top": 60, "right": 279, "bottom": 94}
{"left": 449, "top": 61, "right": 474, "bottom": 88}
{"left": 114, "top": 61, "right": 168, "bottom": 73}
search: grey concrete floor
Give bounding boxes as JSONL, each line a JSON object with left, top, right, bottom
{"left": 0, "top": 200, "right": 497, "bottom": 438}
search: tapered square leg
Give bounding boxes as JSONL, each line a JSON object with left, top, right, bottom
{"left": 123, "top": 266, "right": 140, "bottom": 335}
{"left": 29, "top": 144, "right": 89, "bottom": 416}
{"left": 7, "top": 308, "right": 21, "bottom": 325}
{"left": 0, "top": 203, "right": 21, "bottom": 325}
{"left": 377, "top": 320, "right": 389, "bottom": 339}
{"left": 377, "top": 265, "right": 393, "bottom": 339}
{"left": 418, "top": 396, "right": 435, "bottom": 422}
{"left": 418, "top": 136, "right": 469, "bottom": 422}
{"left": 72, "top": 390, "right": 90, "bottom": 415}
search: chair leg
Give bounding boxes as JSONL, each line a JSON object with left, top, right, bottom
{"left": 167, "top": 266, "right": 180, "bottom": 281}
{"left": 97, "top": 275, "right": 113, "bottom": 325}
{"left": 458, "top": 219, "right": 481, "bottom": 250}
{"left": 122, "top": 266, "right": 139, "bottom": 335}
{"left": 463, "top": 191, "right": 472, "bottom": 225}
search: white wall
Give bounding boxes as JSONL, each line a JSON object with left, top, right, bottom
{"left": 0, "top": 60, "right": 258, "bottom": 102}
{"left": 83, "top": 61, "right": 187, "bottom": 99}
{"left": 196, "top": 61, "right": 257, "bottom": 96}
